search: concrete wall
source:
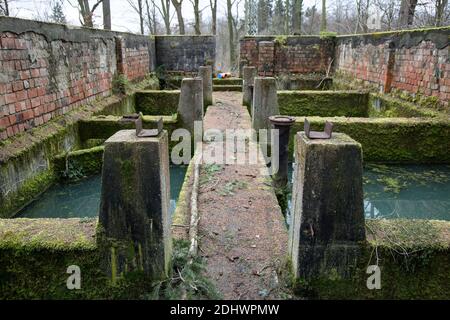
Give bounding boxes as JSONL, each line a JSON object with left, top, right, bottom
{"left": 155, "top": 35, "right": 216, "bottom": 73}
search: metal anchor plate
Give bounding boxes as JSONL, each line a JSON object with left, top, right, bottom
{"left": 304, "top": 118, "right": 333, "bottom": 139}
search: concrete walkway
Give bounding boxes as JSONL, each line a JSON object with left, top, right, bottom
{"left": 198, "top": 92, "right": 289, "bottom": 300}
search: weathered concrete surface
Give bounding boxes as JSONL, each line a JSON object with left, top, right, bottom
{"left": 243, "top": 66, "right": 257, "bottom": 110}
{"left": 198, "top": 92, "right": 288, "bottom": 300}
{"left": 252, "top": 77, "right": 279, "bottom": 132}
{"left": 199, "top": 66, "right": 213, "bottom": 108}
{"left": 178, "top": 78, "right": 204, "bottom": 133}
{"left": 289, "top": 132, "right": 366, "bottom": 280}
{"left": 99, "top": 130, "right": 171, "bottom": 281}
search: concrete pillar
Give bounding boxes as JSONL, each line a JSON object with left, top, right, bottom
{"left": 98, "top": 130, "right": 171, "bottom": 282}
{"left": 243, "top": 66, "right": 257, "bottom": 112}
{"left": 178, "top": 78, "right": 204, "bottom": 134}
{"left": 289, "top": 132, "right": 366, "bottom": 281}
{"left": 199, "top": 66, "right": 213, "bottom": 108}
{"left": 252, "top": 77, "right": 279, "bottom": 132}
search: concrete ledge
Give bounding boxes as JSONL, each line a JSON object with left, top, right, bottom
{"left": 135, "top": 90, "right": 180, "bottom": 115}
{"left": 278, "top": 91, "right": 369, "bottom": 117}
{"left": 0, "top": 218, "right": 97, "bottom": 250}
{"left": 298, "top": 219, "right": 450, "bottom": 299}
{"left": 290, "top": 117, "right": 450, "bottom": 163}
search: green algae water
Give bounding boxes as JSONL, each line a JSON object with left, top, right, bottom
{"left": 287, "top": 164, "right": 450, "bottom": 224}
{"left": 18, "top": 166, "right": 187, "bottom": 219}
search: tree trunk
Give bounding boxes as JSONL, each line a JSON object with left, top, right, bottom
{"left": 161, "top": 0, "right": 171, "bottom": 34}
{"left": 103, "top": 0, "right": 111, "bottom": 30}
{"left": 227, "top": 0, "right": 235, "bottom": 68}
{"left": 399, "top": 0, "right": 418, "bottom": 28}
{"left": 79, "top": 0, "right": 94, "bottom": 27}
{"left": 138, "top": 0, "right": 145, "bottom": 34}
{"left": 320, "top": 0, "right": 327, "bottom": 32}
{"left": 210, "top": 0, "right": 217, "bottom": 35}
{"left": 193, "top": 0, "right": 201, "bottom": 35}
{"left": 292, "top": 0, "right": 303, "bottom": 34}
{"left": 171, "top": 0, "right": 185, "bottom": 34}
{"left": 284, "top": 0, "right": 290, "bottom": 34}
{"left": 435, "top": 0, "right": 448, "bottom": 27}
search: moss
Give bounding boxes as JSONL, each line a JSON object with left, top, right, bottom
{"left": 293, "top": 219, "right": 450, "bottom": 299}
{"left": 368, "top": 93, "right": 445, "bottom": 118}
{"left": 290, "top": 117, "right": 450, "bottom": 164}
{"left": 278, "top": 91, "right": 369, "bottom": 117}
{"left": 0, "top": 219, "right": 218, "bottom": 299}
{"left": 213, "top": 85, "right": 243, "bottom": 92}
{"left": 135, "top": 90, "right": 180, "bottom": 115}
{"left": 0, "top": 170, "right": 55, "bottom": 218}
{"left": 52, "top": 146, "right": 105, "bottom": 181}
{"left": 213, "top": 78, "right": 243, "bottom": 86}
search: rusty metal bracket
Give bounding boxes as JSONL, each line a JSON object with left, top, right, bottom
{"left": 135, "top": 114, "right": 164, "bottom": 137}
{"left": 304, "top": 118, "right": 333, "bottom": 139}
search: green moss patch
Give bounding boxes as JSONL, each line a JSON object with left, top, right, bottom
{"left": 0, "top": 170, "right": 55, "bottom": 218}
{"left": 369, "top": 93, "right": 446, "bottom": 118}
{"left": 294, "top": 219, "right": 450, "bottom": 299}
{"left": 53, "top": 146, "right": 105, "bottom": 181}
{"left": 213, "top": 85, "right": 243, "bottom": 92}
{"left": 79, "top": 114, "right": 178, "bottom": 142}
{"left": 135, "top": 90, "right": 180, "bottom": 115}
{"left": 290, "top": 117, "right": 450, "bottom": 163}
{"left": 279, "top": 91, "right": 369, "bottom": 117}
{"left": 213, "top": 78, "right": 243, "bottom": 86}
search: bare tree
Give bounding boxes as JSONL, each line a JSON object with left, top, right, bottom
{"left": 171, "top": 0, "right": 185, "bottom": 34}
{"left": 292, "top": 0, "right": 303, "bottom": 34}
{"left": 0, "top": 0, "right": 10, "bottom": 16}
{"left": 127, "top": 0, "right": 145, "bottom": 34}
{"left": 399, "top": 0, "right": 418, "bottom": 27}
{"left": 103, "top": 0, "right": 111, "bottom": 30}
{"left": 320, "top": 0, "right": 327, "bottom": 32}
{"left": 156, "top": 0, "right": 171, "bottom": 34}
{"left": 435, "top": 0, "right": 449, "bottom": 26}
{"left": 68, "top": 0, "right": 104, "bottom": 27}
{"left": 190, "top": 0, "right": 201, "bottom": 35}
{"left": 145, "top": 0, "right": 158, "bottom": 34}
{"left": 209, "top": 0, "right": 217, "bottom": 35}
{"left": 227, "top": 0, "right": 235, "bottom": 67}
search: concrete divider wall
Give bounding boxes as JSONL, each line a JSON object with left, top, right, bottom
{"left": 290, "top": 117, "right": 450, "bottom": 163}
{"left": 155, "top": 35, "right": 216, "bottom": 73}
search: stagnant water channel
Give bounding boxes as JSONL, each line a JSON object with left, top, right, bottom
{"left": 17, "top": 164, "right": 450, "bottom": 222}
{"left": 18, "top": 166, "right": 187, "bottom": 219}
{"left": 286, "top": 164, "right": 450, "bottom": 223}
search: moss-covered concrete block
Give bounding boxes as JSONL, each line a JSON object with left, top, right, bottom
{"left": 278, "top": 91, "right": 369, "bottom": 117}
{"left": 290, "top": 132, "right": 366, "bottom": 281}
{"left": 135, "top": 90, "right": 180, "bottom": 115}
{"left": 99, "top": 130, "right": 172, "bottom": 282}
{"left": 297, "top": 219, "right": 450, "bottom": 299}
{"left": 290, "top": 117, "right": 450, "bottom": 163}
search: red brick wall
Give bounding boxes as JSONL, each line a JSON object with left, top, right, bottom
{"left": 0, "top": 19, "right": 154, "bottom": 141}
{"left": 335, "top": 28, "right": 450, "bottom": 107}
{"left": 240, "top": 36, "right": 335, "bottom": 76}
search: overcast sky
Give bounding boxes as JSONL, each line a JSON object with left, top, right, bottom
{"left": 7, "top": 0, "right": 319, "bottom": 34}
